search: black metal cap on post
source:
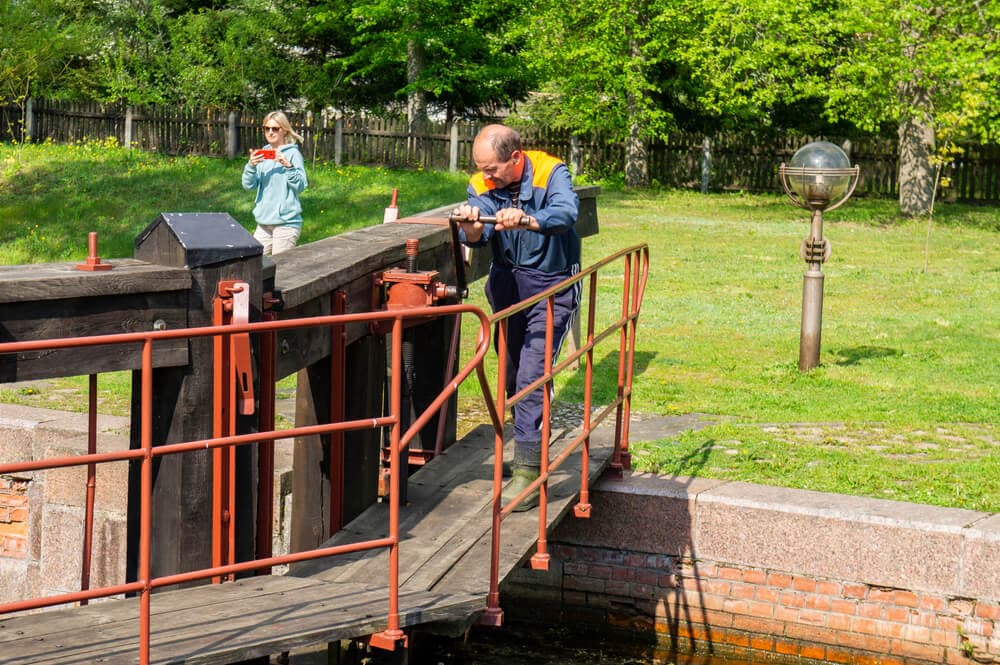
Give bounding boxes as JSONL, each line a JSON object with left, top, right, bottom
{"left": 134, "top": 212, "right": 262, "bottom": 268}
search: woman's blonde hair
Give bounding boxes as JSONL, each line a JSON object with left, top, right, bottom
{"left": 264, "top": 111, "right": 304, "bottom": 145}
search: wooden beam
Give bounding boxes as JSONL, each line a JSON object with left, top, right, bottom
{"left": 0, "top": 259, "right": 190, "bottom": 303}
{"left": 0, "top": 261, "right": 191, "bottom": 381}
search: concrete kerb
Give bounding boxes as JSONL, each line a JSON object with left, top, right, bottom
{"left": 516, "top": 412, "right": 1000, "bottom": 662}
{"left": 556, "top": 411, "right": 1000, "bottom": 603}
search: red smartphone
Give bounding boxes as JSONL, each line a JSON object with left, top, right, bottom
{"left": 256, "top": 149, "right": 277, "bottom": 160}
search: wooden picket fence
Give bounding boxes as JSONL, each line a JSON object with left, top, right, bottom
{"left": 3, "top": 98, "right": 1000, "bottom": 201}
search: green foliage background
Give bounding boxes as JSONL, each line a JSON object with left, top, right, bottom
{"left": 3, "top": 0, "right": 997, "bottom": 141}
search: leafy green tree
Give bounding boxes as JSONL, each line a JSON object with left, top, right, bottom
{"left": 828, "top": 0, "right": 1000, "bottom": 215}
{"left": 93, "top": 0, "right": 173, "bottom": 107}
{"left": 515, "top": 0, "right": 693, "bottom": 187}
{"left": 0, "top": 0, "right": 102, "bottom": 116}
{"left": 90, "top": 0, "right": 301, "bottom": 111}
{"left": 165, "top": 5, "right": 298, "bottom": 110}
{"left": 295, "top": 0, "right": 403, "bottom": 112}
{"left": 673, "top": 0, "right": 837, "bottom": 129}
{"left": 303, "top": 0, "right": 534, "bottom": 120}
{"left": 669, "top": 0, "right": 999, "bottom": 214}
{"left": 290, "top": 0, "right": 359, "bottom": 111}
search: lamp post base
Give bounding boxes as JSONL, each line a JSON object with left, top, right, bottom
{"left": 799, "top": 268, "right": 825, "bottom": 371}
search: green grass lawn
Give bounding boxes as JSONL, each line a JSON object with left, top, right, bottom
{"left": 0, "top": 139, "right": 469, "bottom": 262}
{"left": 1, "top": 140, "right": 998, "bottom": 511}
{"left": 579, "top": 188, "right": 999, "bottom": 511}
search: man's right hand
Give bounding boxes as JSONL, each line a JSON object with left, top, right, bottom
{"left": 452, "top": 204, "right": 485, "bottom": 243}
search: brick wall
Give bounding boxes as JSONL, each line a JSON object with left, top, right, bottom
{"left": 0, "top": 476, "right": 30, "bottom": 558}
{"left": 0, "top": 405, "right": 131, "bottom": 609}
{"left": 501, "top": 474, "right": 1000, "bottom": 665}
{"left": 506, "top": 543, "right": 998, "bottom": 665}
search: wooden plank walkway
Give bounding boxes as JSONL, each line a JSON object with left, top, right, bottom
{"left": 0, "top": 418, "right": 618, "bottom": 664}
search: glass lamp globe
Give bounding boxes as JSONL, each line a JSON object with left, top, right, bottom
{"left": 787, "top": 141, "right": 852, "bottom": 207}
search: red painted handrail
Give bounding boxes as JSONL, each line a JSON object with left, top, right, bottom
{"left": 481, "top": 243, "right": 650, "bottom": 623}
{"left": 0, "top": 243, "right": 649, "bottom": 660}
{"left": 0, "top": 303, "right": 493, "bottom": 663}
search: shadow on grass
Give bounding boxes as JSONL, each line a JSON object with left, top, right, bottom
{"left": 556, "top": 349, "right": 656, "bottom": 405}
{"left": 831, "top": 345, "right": 901, "bottom": 366}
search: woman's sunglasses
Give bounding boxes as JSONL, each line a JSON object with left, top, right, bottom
{"left": 263, "top": 126, "right": 282, "bottom": 133}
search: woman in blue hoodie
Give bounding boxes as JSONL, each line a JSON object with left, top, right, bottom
{"left": 242, "top": 111, "right": 308, "bottom": 254}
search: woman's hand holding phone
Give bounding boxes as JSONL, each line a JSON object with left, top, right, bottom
{"left": 250, "top": 148, "right": 277, "bottom": 165}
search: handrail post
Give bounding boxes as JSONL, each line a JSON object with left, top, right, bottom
{"left": 80, "top": 374, "right": 98, "bottom": 603}
{"left": 619, "top": 250, "right": 645, "bottom": 470}
{"left": 480, "top": 318, "right": 508, "bottom": 626}
{"left": 329, "top": 292, "right": 347, "bottom": 534}
{"left": 211, "top": 295, "right": 231, "bottom": 582}
{"left": 211, "top": 297, "right": 225, "bottom": 581}
{"left": 139, "top": 340, "right": 154, "bottom": 665}
{"left": 609, "top": 252, "right": 634, "bottom": 476}
{"left": 530, "top": 296, "right": 555, "bottom": 570}
{"left": 573, "top": 273, "right": 600, "bottom": 518}
{"left": 369, "top": 316, "right": 408, "bottom": 652}
{"left": 256, "top": 309, "right": 277, "bottom": 572}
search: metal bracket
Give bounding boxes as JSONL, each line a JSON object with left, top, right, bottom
{"left": 75, "top": 232, "right": 113, "bottom": 272}
{"left": 218, "top": 280, "right": 255, "bottom": 416}
{"left": 800, "top": 237, "right": 831, "bottom": 264}
{"left": 369, "top": 629, "right": 408, "bottom": 652}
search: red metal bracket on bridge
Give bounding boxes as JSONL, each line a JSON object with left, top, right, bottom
{"left": 369, "top": 628, "right": 408, "bottom": 652}
{"left": 370, "top": 238, "right": 457, "bottom": 335}
{"left": 217, "top": 280, "right": 255, "bottom": 416}
{"left": 371, "top": 237, "right": 465, "bottom": 497}
{"left": 75, "top": 232, "right": 113, "bottom": 271}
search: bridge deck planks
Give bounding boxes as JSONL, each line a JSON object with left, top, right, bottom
{"left": 0, "top": 418, "right": 617, "bottom": 664}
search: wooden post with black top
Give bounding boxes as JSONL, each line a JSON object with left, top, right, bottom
{"left": 128, "top": 213, "right": 265, "bottom": 586}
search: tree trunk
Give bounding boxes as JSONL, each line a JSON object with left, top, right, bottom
{"left": 406, "top": 40, "right": 428, "bottom": 128}
{"left": 406, "top": 39, "right": 428, "bottom": 162}
{"left": 896, "top": 16, "right": 935, "bottom": 217}
{"left": 897, "top": 86, "right": 935, "bottom": 216}
{"left": 624, "top": 35, "right": 649, "bottom": 188}
{"left": 624, "top": 119, "right": 648, "bottom": 188}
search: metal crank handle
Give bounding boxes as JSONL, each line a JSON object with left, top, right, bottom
{"left": 448, "top": 213, "right": 531, "bottom": 226}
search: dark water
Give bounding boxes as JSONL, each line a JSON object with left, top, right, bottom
{"left": 311, "top": 622, "right": 807, "bottom": 665}
{"left": 406, "top": 623, "right": 770, "bottom": 665}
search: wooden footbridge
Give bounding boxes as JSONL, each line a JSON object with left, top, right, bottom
{"left": 0, "top": 422, "right": 619, "bottom": 664}
{"left": 0, "top": 191, "right": 649, "bottom": 664}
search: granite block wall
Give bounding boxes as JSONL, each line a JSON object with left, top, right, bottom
{"left": 0, "top": 404, "right": 130, "bottom": 609}
{"left": 503, "top": 473, "right": 1000, "bottom": 664}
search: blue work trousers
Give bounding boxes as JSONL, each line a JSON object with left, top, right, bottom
{"left": 485, "top": 264, "right": 580, "bottom": 455}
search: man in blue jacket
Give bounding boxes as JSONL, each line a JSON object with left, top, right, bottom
{"left": 453, "top": 124, "right": 581, "bottom": 511}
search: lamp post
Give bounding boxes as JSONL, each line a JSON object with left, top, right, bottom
{"left": 779, "top": 141, "right": 860, "bottom": 371}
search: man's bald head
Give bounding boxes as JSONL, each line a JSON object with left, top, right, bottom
{"left": 472, "top": 124, "right": 525, "bottom": 189}
{"left": 474, "top": 124, "right": 522, "bottom": 163}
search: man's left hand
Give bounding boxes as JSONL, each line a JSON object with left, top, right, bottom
{"left": 495, "top": 208, "right": 534, "bottom": 231}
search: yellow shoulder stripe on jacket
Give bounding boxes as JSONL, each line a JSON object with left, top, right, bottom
{"left": 468, "top": 151, "right": 565, "bottom": 195}
{"left": 525, "top": 151, "right": 564, "bottom": 189}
